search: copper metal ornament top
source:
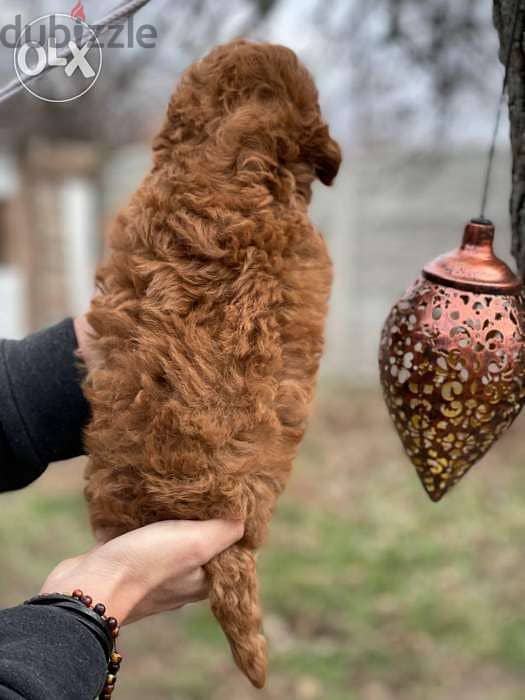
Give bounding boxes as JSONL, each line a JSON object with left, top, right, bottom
{"left": 379, "top": 219, "right": 525, "bottom": 502}
{"left": 423, "top": 218, "right": 522, "bottom": 294}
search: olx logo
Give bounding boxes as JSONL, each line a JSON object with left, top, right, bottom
{"left": 17, "top": 36, "right": 96, "bottom": 79}
{"left": 14, "top": 13, "right": 102, "bottom": 103}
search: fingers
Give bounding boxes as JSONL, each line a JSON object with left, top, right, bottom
{"left": 174, "top": 567, "right": 209, "bottom": 605}
{"left": 39, "top": 519, "right": 244, "bottom": 626}
{"left": 100, "top": 519, "right": 244, "bottom": 573}
{"left": 187, "top": 519, "right": 245, "bottom": 564}
{"left": 133, "top": 519, "right": 244, "bottom": 567}
{"left": 122, "top": 566, "right": 210, "bottom": 625}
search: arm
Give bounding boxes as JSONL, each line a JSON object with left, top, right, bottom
{"left": 0, "top": 520, "right": 243, "bottom": 700}
{"left": 0, "top": 605, "right": 107, "bottom": 700}
{"left": 0, "top": 318, "right": 91, "bottom": 492}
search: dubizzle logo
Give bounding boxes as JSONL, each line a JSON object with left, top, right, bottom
{"left": 71, "top": 2, "right": 87, "bottom": 23}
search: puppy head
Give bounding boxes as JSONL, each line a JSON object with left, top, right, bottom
{"left": 156, "top": 40, "right": 341, "bottom": 193}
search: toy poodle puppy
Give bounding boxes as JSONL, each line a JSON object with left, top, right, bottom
{"left": 84, "top": 39, "right": 341, "bottom": 688}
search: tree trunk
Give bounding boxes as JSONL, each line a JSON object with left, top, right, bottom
{"left": 493, "top": 0, "right": 525, "bottom": 277}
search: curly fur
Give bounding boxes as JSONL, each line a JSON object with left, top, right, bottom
{"left": 84, "top": 39, "right": 341, "bottom": 688}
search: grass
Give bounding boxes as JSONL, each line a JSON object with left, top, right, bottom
{"left": 2, "top": 385, "right": 525, "bottom": 699}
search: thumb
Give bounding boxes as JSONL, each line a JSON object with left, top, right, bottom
{"left": 188, "top": 519, "right": 245, "bottom": 564}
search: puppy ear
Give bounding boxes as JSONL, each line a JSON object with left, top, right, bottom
{"left": 311, "top": 127, "right": 342, "bottom": 186}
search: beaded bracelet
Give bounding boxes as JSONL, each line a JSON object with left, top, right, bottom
{"left": 25, "top": 590, "right": 123, "bottom": 699}
{"left": 71, "top": 589, "right": 123, "bottom": 699}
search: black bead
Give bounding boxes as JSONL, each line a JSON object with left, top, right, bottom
{"left": 107, "top": 617, "right": 118, "bottom": 630}
{"left": 94, "top": 603, "right": 106, "bottom": 616}
{"left": 108, "top": 662, "right": 120, "bottom": 674}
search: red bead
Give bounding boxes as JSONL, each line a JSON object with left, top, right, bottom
{"left": 107, "top": 617, "right": 118, "bottom": 630}
{"left": 80, "top": 595, "right": 93, "bottom": 607}
{"left": 94, "top": 603, "right": 106, "bottom": 616}
{"left": 72, "top": 589, "right": 83, "bottom": 599}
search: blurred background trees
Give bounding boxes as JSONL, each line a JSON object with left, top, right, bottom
{"left": 0, "top": 0, "right": 504, "bottom": 150}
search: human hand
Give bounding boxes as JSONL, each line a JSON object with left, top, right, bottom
{"left": 40, "top": 519, "right": 244, "bottom": 625}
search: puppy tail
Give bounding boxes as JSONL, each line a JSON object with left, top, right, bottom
{"left": 205, "top": 544, "right": 267, "bottom": 689}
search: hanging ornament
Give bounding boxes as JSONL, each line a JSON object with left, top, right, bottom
{"left": 379, "top": 218, "right": 525, "bottom": 501}
{"left": 379, "top": 0, "right": 525, "bottom": 501}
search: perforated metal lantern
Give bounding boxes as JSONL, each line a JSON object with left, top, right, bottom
{"left": 379, "top": 219, "right": 525, "bottom": 501}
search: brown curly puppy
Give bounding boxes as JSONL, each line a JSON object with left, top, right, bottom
{"left": 84, "top": 39, "right": 341, "bottom": 688}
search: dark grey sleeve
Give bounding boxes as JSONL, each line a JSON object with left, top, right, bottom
{"left": 0, "top": 605, "right": 107, "bottom": 700}
{"left": 0, "top": 319, "right": 91, "bottom": 492}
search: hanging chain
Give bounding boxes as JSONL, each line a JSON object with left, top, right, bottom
{"left": 0, "top": 0, "right": 153, "bottom": 106}
{"left": 480, "top": 0, "right": 524, "bottom": 219}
